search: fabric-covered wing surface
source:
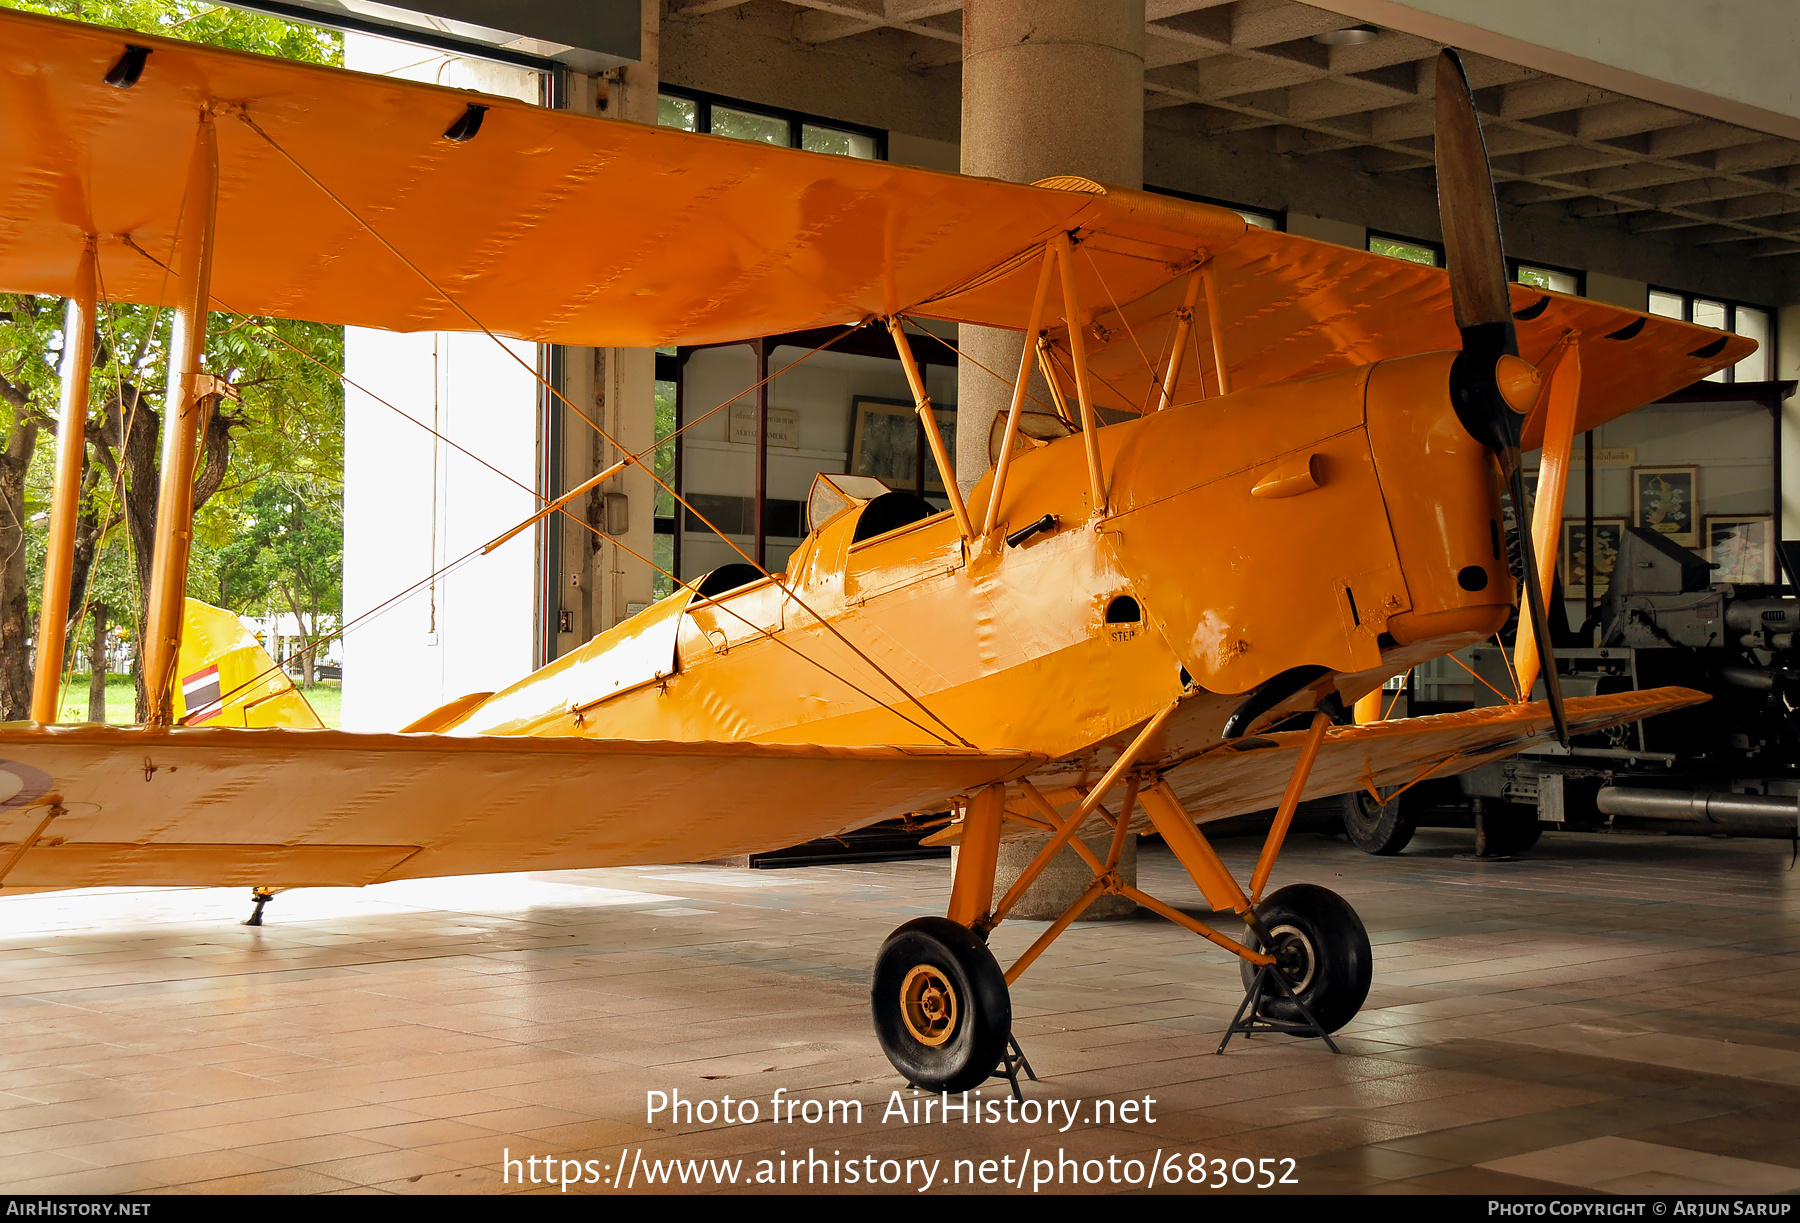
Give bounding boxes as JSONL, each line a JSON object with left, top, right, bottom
{"left": 925, "top": 689, "right": 1705, "bottom": 846}
{"left": 1160, "top": 687, "right": 1707, "bottom": 824}
{"left": 0, "top": 8, "right": 1748, "bottom": 424}
{"left": 1063, "top": 229, "right": 1756, "bottom": 433}
{"left": 0, "top": 724, "right": 1039, "bottom": 890}
{"left": 0, "top": 7, "right": 1233, "bottom": 347}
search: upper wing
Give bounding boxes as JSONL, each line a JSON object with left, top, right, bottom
{"left": 0, "top": 8, "right": 1240, "bottom": 348}
{"left": 0, "top": 6, "right": 1747, "bottom": 428}
{"left": 1072, "top": 232, "right": 1754, "bottom": 436}
{"left": 926, "top": 688, "right": 1706, "bottom": 845}
{"left": 0, "top": 723, "right": 1038, "bottom": 890}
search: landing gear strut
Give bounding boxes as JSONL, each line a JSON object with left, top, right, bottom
{"left": 870, "top": 700, "right": 1376, "bottom": 1088}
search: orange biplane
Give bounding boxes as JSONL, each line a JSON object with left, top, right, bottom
{"left": 0, "top": 9, "right": 1744, "bottom": 1090}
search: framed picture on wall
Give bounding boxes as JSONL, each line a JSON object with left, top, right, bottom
{"left": 1501, "top": 469, "right": 1541, "bottom": 538}
{"left": 1705, "top": 515, "right": 1775, "bottom": 584}
{"left": 1562, "top": 518, "right": 1627, "bottom": 599}
{"left": 849, "top": 397, "right": 957, "bottom": 494}
{"left": 1631, "top": 465, "right": 1698, "bottom": 547}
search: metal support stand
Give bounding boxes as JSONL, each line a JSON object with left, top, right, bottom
{"left": 990, "top": 1033, "right": 1037, "bottom": 1101}
{"left": 244, "top": 887, "right": 276, "bottom": 927}
{"left": 1216, "top": 961, "right": 1341, "bottom": 1055}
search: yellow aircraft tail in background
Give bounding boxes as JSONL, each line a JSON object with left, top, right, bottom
{"left": 173, "top": 600, "right": 322, "bottom": 730}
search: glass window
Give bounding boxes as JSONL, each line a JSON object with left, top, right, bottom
{"left": 1734, "top": 306, "right": 1772, "bottom": 383}
{"left": 1691, "top": 298, "right": 1728, "bottom": 331}
{"left": 657, "top": 94, "right": 697, "bottom": 132}
{"left": 1515, "top": 264, "right": 1578, "bottom": 295}
{"left": 1235, "top": 208, "right": 1279, "bottom": 231}
{"left": 1691, "top": 299, "right": 1730, "bottom": 381}
{"left": 1369, "top": 235, "right": 1438, "bottom": 266}
{"left": 801, "top": 124, "right": 877, "bottom": 159}
{"left": 1648, "top": 289, "right": 1684, "bottom": 320}
{"left": 711, "top": 106, "right": 790, "bottom": 146}
{"left": 1645, "top": 290, "right": 1774, "bottom": 383}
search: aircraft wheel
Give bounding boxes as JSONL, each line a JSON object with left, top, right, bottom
{"left": 871, "top": 917, "right": 1010, "bottom": 1092}
{"left": 1340, "top": 787, "right": 1417, "bottom": 855}
{"left": 1239, "top": 884, "right": 1372, "bottom": 1035}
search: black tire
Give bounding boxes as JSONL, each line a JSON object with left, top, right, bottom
{"left": 1340, "top": 787, "right": 1417, "bottom": 855}
{"left": 1238, "top": 884, "right": 1372, "bottom": 1035}
{"left": 871, "top": 917, "right": 1010, "bottom": 1092}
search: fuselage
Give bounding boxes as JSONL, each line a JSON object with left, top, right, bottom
{"left": 441, "top": 350, "right": 1514, "bottom": 763}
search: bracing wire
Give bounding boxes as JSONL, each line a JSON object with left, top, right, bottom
{"left": 233, "top": 114, "right": 974, "bottom": 746}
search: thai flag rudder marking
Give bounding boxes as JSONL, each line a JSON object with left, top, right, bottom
{"left": 181, "top": 665, "right": 224, "bottom": 724}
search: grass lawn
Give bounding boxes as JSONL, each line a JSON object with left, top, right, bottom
{"left": 56, "top": 676, "right": 343, "bottom": 729}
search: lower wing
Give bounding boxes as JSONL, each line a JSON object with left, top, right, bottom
{"left": 926, "top": 687, "right": 1707, "bottom": 844}
{"left": 0, "top": 724, "right": 1039, "bottom": 890}
{"left": 1159, "top": 686, "right": 1706, "bottom": 823}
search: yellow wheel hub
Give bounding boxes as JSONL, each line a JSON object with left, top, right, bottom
{"left": 899, "top": 964, "right": 957, "bottom": 1046}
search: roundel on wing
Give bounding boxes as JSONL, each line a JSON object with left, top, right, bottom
{"left": 0, "top": 761, "right": 53, "bottom": 810}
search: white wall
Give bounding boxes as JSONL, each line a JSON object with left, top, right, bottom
{"left": 1288, "top": 213, "right": 1366, "bottom": 249}
{"left": 342, "top": 331, "right": 539, "bottom": 730}
{"left": 340, "top": 34, "right": 545, "bottom": 730}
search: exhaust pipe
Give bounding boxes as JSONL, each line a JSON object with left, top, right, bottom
{"left": 1597, "top": 786, "right": 1799, "bottom": 830}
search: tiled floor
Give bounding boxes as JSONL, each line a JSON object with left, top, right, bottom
{"left": 0, "top": 827, "right": 1796, "bottom": 1195}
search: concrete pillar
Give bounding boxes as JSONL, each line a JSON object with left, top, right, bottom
{"left": 956, "top": 0, "right": 1145, "bottom": 496}
{"left": 954, "top": 830, "right": 1138, "bottom": 922}
{"left": 956, "top": 0, "right": 1145, "bottom": 920}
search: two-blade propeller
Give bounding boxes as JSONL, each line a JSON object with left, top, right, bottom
{"left": 1434, "top": 49, "right": 1570, "bottom": 745}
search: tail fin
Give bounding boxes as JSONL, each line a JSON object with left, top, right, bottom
{"left": 174, "top": 599, "right": 324, "bottom": 729}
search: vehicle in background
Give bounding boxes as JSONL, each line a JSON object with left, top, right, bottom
{"left": 1336, "top": 527, "right": 1800, "bottom": 857}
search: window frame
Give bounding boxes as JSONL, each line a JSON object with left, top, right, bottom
{"left": 656, "top": 84, "right": 888, "bottom": 160}
{"left": 1646, "top": 287, "right": 1776, "bottom": 385}
{"left": 1366, "top": 230, "right": 1444, "bottom": 267}
{"left": 1507, "top": 258, "right": 1585, "bottom": 298}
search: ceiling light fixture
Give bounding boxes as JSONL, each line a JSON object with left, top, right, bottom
{"left": 1314, "top": 25, "right": 1380, "bottom": 46}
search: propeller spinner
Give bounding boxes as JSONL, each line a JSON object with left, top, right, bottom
{"left": 1434, "top": 49, "right": 1570, "bottom": 745}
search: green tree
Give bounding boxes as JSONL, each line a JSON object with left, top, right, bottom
{"left": 216, "top": 478, "right": 341, "bottom": 686}
{"left": 0, "top": 0, "right": 342, "bottom": 719}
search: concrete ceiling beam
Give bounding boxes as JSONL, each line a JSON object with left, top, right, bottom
{"left": 1146, "top": 6, "right": 1233, "bottom": 49}
{"left": 1226, "top": 4, "right": 1349, "bottom": 49}
{"left": 902, "top": 30, "right": 963, "bottom": 66}
{"left": 884, "top": 0, "right": 962, "bottom": 19}
{"left": 1145, "top": 0, "right": 1235, "bottom": 19}
{"left": 793, "top": 10, "right": 883, "bottom": 43}
{"left": 1575, "top": 98, "right": 1695, "bottom": 142}
{"left": 1646, "top": 121, "right": 1768, "bottom": 160}
{"left": 669, "top": 0, "right": 751, "bottom": 14}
